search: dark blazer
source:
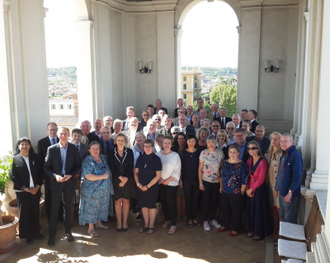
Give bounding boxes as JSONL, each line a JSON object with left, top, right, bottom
{"left": 37, "top": 136, "right": 59, "bottom": 166}
{"left": 246, "top": 136, "right": 270, "bottom": 155}
{"left": 250, "top": 120, "right": 259, "bottom": 133}
{"left": 10, "top": 153, "right": 43, "bottom": 191}
{"left": 215, "top": 117, "right": 233, "bottom": 129}
{"left": 159, "top": 127, "right": 172, "bottom": 137}
{"left": 100, "top": 138, "right": 115, "bottom": 157}
{"left": 86, "top": 133, "right": 101, "bottom": 144}
{"left": 70, "top": 142, "right": 88, "bottom": 164}
{"left": 154, "top": 106, "right": 168, "bottom": 114}
{"left": 184, "top": 125, "right": 196, "bottom": 135}
{"left": 108, "top": 147, "right": 134, "bottom": 179}
{"left": 44, "top": 142, "right": 81, "bottom": 191}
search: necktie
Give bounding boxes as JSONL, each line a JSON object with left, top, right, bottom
{"left": 222, "top": 118, "right": 225, "bottom": 129}
{"left": 105, "top": 141, "right": 110, "bottom": 155}
{"left": 213, "top": 113, "right": 216, "bottom": 120}
{"left": 51, "top": 138, "right": 55, "bottom": 145}
{"left": 77, "top": 144, "right": 79, "bottom": 151}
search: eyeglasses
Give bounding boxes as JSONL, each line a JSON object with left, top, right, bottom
{"left": 212, "top": 125, "right": 220, "bottom": 127}
{"left": 48, "top": 129, "right": 58, "bottom": 132}
{"left": 143, "top": 114, "right": 149, "bottom": 116}
{"left": 155, "top": 118, "right": 161, "bottom": 121}
{"left": 227, "top": 127, "right": 234, "bottom": 130}
{"left": 247, "top": 147, "right": 258, "bottom": 151}
{"left": 102, "top": 132, "right": 110, "bottom": 134}
{"left": 144, "top": 145, "right": 153, "bottom": 148}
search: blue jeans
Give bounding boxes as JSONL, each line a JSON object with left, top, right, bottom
{"left": 279, "top": 195, "right": 299, "bottom": 224}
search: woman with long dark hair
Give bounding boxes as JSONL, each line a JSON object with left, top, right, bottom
{"left": 10, "top": 137, "right": 44, "bottom": 244}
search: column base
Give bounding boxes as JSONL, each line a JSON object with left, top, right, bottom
{"left": 310, "top": 170, "right": 329, "bottom": 190}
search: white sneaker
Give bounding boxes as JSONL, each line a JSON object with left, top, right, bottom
{"left": 210, "top": 219, "right": 221, "bottom": 229}
{"left": 203, "top": 221, "right": 211, "bottom": 231}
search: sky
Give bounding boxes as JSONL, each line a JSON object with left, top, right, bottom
{"left": 181, "top": 1, "right": 239, "bottom": 68}
{"left": 44, "top": 0, "right": 239, "bottom": 68}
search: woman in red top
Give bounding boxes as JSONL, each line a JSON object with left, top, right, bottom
{"left": 245, "top": 141, "right": 272, "bottom": 241}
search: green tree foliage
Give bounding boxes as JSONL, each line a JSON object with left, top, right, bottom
{"left": 210, "top": 84, "right": 237, "bottom": 117}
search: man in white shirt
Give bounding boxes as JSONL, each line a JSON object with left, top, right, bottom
{"left": 232, "top": 113, "right": 241, "bottom": 129}
{"left": 122, "top": 106, "right": 135, "bottom": 131}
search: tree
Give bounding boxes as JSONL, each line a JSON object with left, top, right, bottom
{"left": 210, "top": 84, "right": 237, "bottom": 117}
{"left": 192, "top": 100, "right": 211, "bottom": 113}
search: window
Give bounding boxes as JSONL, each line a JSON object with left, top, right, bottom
{"left": 195, "top": 82, "right": 197, "bottom": 89}
{"left": 183, "top": 94, "right": 187, "bottom": 99}
{"left": 51, "top": 104, "right": 56, "bottom": 110}
{"left": 67, "top": 104, "right": 72, "bottom": 110}
{"left": 194, "top": 76, "right": 197, "bottom": 80}
{"left": 183, "top": 76, "right": 187, "bottom": 81}
{"left": 194, "top": 92, "right": 197, "bottom": 97}
{"left": 60, "top": 104, "right": 64, "bottom": 110}
{"left": 183, "top": 84, "right": 187, "bottom": 90}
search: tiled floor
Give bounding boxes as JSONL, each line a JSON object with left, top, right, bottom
{"left": 1, "top": 212, "right": 268, "bottom": 263}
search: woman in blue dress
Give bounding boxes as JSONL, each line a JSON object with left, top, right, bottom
{"left": 79, "top": 141, "right": 113, "bottom": 237}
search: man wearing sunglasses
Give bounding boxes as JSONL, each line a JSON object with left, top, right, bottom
{"left": 226, "top": 122, "right": 236, "bottom": 145}
{"left": 211, "top": 120, "right": 221, "bottom": 136}
{"left": 246, "top": 125, "right": 270, "bottom": 155}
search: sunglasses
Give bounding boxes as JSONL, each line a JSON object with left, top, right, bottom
{"left": 143, "top": 114, "right": 149, "bottom": 116}
{"left": 212, "top": 125, "right": 220, "bottom": 127}
{"left": 247, "top": 147, "right": 258, "bottom": 151}
{"left": 155, "top": 118, "right": 161, "bottom": 121}
{"left": 227, "top": 127, "right": 234, "bottom": 130}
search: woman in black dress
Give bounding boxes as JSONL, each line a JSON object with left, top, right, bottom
{"left": 109, "top": 133, "right": 136, "bottom": 232}
{"left": 10, "top": 137, "right": 44, "bottom": 244}
{"left": 180, "top": 134, "right": 201, "bottom": 227}
{"left": 134, "top": 139, "right": 162, "bottom": 234}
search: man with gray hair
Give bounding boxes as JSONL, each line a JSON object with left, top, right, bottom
{"left": 100, "top": 125, "right": 114, "bottom": 157}
{"left": 274, "top": 134, "right": 303, "bottom": 224}
{"left": 92, "top": 118, "right": 103, "bottom": 139}
{"left": 232, "top": 113, "right": 241, "bottom": 129}
{"left": 111, "top": 119, "right": 123, "bottom": 141}
{"left": 80, "top": 120, "right": 101, "bottom": 144}
{"left": 154, "top": 99, "right": 168, "bottom": 114}
{"left": 144, "top": 119, "right": 158, "bottom": 142}
{"left": 216, "top": 107, "right": 232, "bottom": 129}
{"left": 159, "top": 115, "right": 174, "bottom": 137}
{"left": 172, "top": 107, "right": 187, "bottom": 126}
{"left": 226, "top": 121, "right": 236, "bottom": 145}
{"left": 246, "top": 125, "right": 270, "bottom": 155}
{"left": 207, "top": 103, "right": 219, "bottom": 120}
{"left": 173, "top": 98, "right": 186, "bottom": 118}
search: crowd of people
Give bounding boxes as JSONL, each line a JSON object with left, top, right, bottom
{"left": 9, "top": 97, "right": 303, "bottom": 247}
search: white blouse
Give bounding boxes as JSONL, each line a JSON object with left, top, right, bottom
{"left": 156, "top": 151, "right": 181, "bottom": 187}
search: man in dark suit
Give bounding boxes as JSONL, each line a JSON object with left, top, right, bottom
{"left": 230, "top": 128, "right": 249, "bottom": 162}
{"left": 247, "top": 109, "right": 259, "bottom": 133}
{"left": 37, "top": 122, "right": 60, "bottom": 221}
{"left": 100, "top": 126, "right": 115, "bottom": 157}
{"left": 216, "top": 107, "right": 232, "bottom": 129}
{"left": 44, "top": 127, "right": 81, "bottom": 247}
{"left": 207, "top": 103, "right": 220, "bottom": 120}
{"left": 246, "top": 125, "right": 270, "bottom": 155}
{"left": 71, "top": 128, "right": 88, "bottom": 163}
{"left": 173, "top": 98, "right": 186, "bottom": 118}
{"left": 178, "top": 115, "right": 195, "bottom": 135}
{"left": 159, "top": 116, "right": 173, "bottom": 137}
{"left": 91, "top": 118, "right": 103, "bottom": 139}
{"left": 154, "top": 99, "right": 168, "bottom": 114}
{"left": 80, "top": 120, "right": 101, "bottom": 144}
{"left": 123, "top": 117, "right": 142, "bottom": 147}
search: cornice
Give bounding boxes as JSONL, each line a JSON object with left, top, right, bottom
{"left": 239, "top": 0, "right": 299, "bottom": 8}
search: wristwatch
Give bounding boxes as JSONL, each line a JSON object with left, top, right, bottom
{"left": 288, "top": 190, "right": 292, "bottom": 193}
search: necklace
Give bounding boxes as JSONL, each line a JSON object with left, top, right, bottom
{"left": 144, "top": 153, "right": 153, "bottom": 168}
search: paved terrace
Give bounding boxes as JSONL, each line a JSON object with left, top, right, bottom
{"left": 0, "top": 211, "right": 276, "bottom": 263}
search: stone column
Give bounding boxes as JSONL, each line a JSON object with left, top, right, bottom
{"left": 76, "top": 20, "right": 96, "bottom": 123}
{"left": 0, "top": 0, "right": 49, "bottom": 154}
{"left": 174, "top": 27, "right": 183, "bottom": 102}
{"left": 236, "top": 7, "right": 261, "bottom": 111}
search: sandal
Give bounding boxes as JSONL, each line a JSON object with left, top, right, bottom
{"left": 162, "top": 221, "right": 170, "bottom": 229}
{"left": 139, "top": 227, "right": 149, "bottom": 233}
{"left": 230, "top": 231, "right": 238, "bottom": 237}
{"left": 187, "top": 220, "right": 193, "bottom": 228}
{"left": 95, "top": 224, "right": 109, "bottom": 230}
{"left": 246, "top": 232, "right": 254, "bottom": 238}
{"left": 168, "top": 226, "right": 176, "bottom": 235}
{"left": 147, "top": 228, "right": 154, "bottom": 234}
{"left": 253, "top": 236, "right": 264, "bottom": 241}
{"left": 88, "top": 230, "right": 100, "bottom": 237}
{"left": 192, "top": 220, "right": 201, "bottom": 227}
{"left": 217, "top": 227, "right": 229, "bottom": 233}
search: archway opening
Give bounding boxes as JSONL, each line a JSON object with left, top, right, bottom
{"left": 177, "top": 0, "right": 239, "bottom": 116}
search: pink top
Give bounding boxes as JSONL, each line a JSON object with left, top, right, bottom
{"left": 246, "top": 158, "right": 268, "bottom": 193}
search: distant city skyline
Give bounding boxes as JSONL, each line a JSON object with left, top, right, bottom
{"left": 44, "top": 0, "right": 239, "bottom": 68}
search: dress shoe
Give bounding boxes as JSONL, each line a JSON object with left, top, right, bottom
{"left": 26, "top": 238, "right": 33, "bottom": 244}
{"left": 48, "top": 239, "right": 55, "bottom": 247}
{"left": 65, "top": 232, "right": 75, "bottom": 242}
{"left": 34, "top": 233, "right": 44, "bottom": 240}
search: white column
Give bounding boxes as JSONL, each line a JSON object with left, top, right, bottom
{"left": 310, "top": 0, "right": 330, "bottom": 190}
{"left": 76, "top": 20, "right": 96, "bottom": 123}
{"left": 0, "top": 0, "right": 49, "bottom": 153}
{"left": 174, "top": 27, "right": 183, "bottom": 102}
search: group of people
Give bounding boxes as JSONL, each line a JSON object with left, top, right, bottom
{"left": 9, "top": 97, "right": 303, "bottom": 246}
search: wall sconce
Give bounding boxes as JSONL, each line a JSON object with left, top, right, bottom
{"left": 264, "top": 60, "right": 279, "bottom": 73}
{"left": 139, "top": 62, "right": 152, "bottom": 74}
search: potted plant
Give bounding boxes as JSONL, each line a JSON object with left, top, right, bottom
{"left": 0, "top": 153, "right": 19, "bottom": 252}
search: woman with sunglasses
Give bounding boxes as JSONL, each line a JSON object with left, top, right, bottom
{"left": 245, "top": 141, "right": 272, "bottom": 241}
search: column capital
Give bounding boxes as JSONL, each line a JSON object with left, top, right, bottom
{"left": 236, "top": 26, "right": 242, "bottom": 34}
{"left": 75, "top": 20, "right": 94, "bottom": 30}
{"left": 174, "top": 27, "right": 183, "bottom": 37}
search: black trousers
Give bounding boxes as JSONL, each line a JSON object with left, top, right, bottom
{"left": 45, "top": 177, "right": 64, "bottom": 222}
{"left": 221, "top": 192, "right": 244, "bottom": 232}
{"left": 202, "top": 181, "right": 219, "bottom": 221}
{"left": 16, "top": 191, "right": 40, "bottom": 239}
{"left": 49, "top": 182, "right": 74, "bottom": 240}
{"left": 182, "top": 182, "right": 200, "bottom": 221}
{"left": 159, "top": 184, "right": 178, "bottom": 226}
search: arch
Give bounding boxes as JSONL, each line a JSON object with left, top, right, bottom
{"left": 73, "top": 0, "right": 91, "bottom": 20}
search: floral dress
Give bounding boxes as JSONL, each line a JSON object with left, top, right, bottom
{"left": 199, "top": 149, "right": 224, "bottom": 183}
{"left": 79, "top": 154, "right": 114, "bottom": 225}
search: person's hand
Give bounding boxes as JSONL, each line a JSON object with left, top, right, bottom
{"left": 273, "top": 190, "right": 278, "bottom": 198}
{"left": 119, "top": 182, "right": 124, "bottom": 187}
{"left": 215, "top": 176, "right": 221, "bottom": 182}
{"left": 55, "top": 175, "right": 66, "bottom": 182}
{"left": 103, "top": 172, "right": 109, "bottom": 180}
{"left": 159, "top": 178, "right": 164, "bottom": 184}
{"left": 284, "top": 192, "right": 292, "bottom": 203}
{"left": 63, "top": 175, "right": 72, "bottom": 181}
{"left": 199, "top": 184, "right": 205, "bottom": 191}
{"left": 219, "top": 188, "right": 222, "bottom": 193}
{"left": 163, "top": 179, "right": 170, "bottom": 186}
{"left": 142, "top": 185, "right": 148, "bottom": 191}
{"left": 246, "top": 188, "right": 253, "bottom": 197}
{"left": 121, "top": 177, "right": 128, "bottom": 185}
{"left": 179, "top": 181, "right": 183, "bottom": 188}
{"left": 28, "top": 186, "right": 40, "bottom": 195}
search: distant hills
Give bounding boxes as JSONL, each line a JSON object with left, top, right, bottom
{"left": 181, "top": 67, "right": 237, "bottom": 78}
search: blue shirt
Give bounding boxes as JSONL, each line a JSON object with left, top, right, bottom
{"left": 49, "top": 136, "right": 57, "bottom": 145}
{"left": 60, "top": 143, "right": 68, "bottom": 175}
{"left": 238, "top": 142, "right": 247, "bottom": 160}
